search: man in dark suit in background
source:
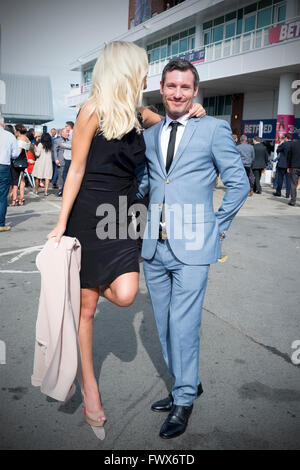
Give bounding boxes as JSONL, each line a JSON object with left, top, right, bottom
{"left": 273, "top": 133, "right": 292, "bottom": 198}
{"left": 252, "top": 136, "right": 269, "bottom": 194}
{"left": 288, "top": 130, "right": 300, "bottom": 206}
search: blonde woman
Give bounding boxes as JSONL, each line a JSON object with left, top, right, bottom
{"left": 47, "top": 41, "right": 205, "bottom": 431}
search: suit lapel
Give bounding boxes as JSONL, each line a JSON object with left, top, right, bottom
{"left": 168, "top": 118, "right": 198, "bottom": 176}
{"left": 155, "top": 119, "right": 166, "bottom": 177}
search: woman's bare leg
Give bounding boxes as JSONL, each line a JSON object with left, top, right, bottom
{"left": 45, "top": 178, "right": 50, "bottom": 194}
{"left": 11, "top": 185, "right": 18, "bottom": 203}
{"left": 78, "top": 286, "right": 105, "bottom": 417}
{"left": 35, "top": 178, "right": 40, "bottom": 193}
{"left": 101, "top": 272, "right": 139, "bottom": 307}
{"left": 19, "top": 177, "right": 25, "bottom": 201}
{"left": 79, "top": 272, "right": 138, "bottom": 418}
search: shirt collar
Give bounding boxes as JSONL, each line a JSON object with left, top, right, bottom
{"left": 165, "top": 113, "right": 189, "bottom": 129}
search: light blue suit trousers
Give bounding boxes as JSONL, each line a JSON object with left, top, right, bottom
{"left": 143, "top": 240, "right": 209, "bottom": 406}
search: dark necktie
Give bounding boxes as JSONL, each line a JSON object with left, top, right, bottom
{"left": 166, "top": 121, "right": 180, "bottom": 173}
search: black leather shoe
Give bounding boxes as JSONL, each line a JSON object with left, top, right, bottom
{"left": 273, "top": 192, "right": 281, "bottom": 197}
{"left": 159, "top": 405, "right": 193, "bottom": 439}
{"left": 151, "top": 383, "right": 203, "bottom": 412}
{"left": 288, "top": 202, "right": 295, "bottom": 206}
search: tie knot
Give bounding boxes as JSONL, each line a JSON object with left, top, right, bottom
{"left": 170, "top": 121, "right": 180, "bottom": 129}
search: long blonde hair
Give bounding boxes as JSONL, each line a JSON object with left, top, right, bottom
{"left": 88, "top": 41, "right": 148, "bottom": 140}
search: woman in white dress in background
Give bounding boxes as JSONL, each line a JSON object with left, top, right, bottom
{"left": 32, "top": 133, "right": 53, "bottom": 196}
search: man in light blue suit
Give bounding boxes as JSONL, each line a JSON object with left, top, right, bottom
{"left": 137, "top": 59, "right": 249, "bottom": 439}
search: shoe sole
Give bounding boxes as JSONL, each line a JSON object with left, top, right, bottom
{"left": 159, "top": 426, "right": 188, "bottom": 439}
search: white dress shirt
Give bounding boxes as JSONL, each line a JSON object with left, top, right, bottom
{"left": 0, "top": 127, "right": 19, "bottom": 165}
{"left": 159, "top": 113, "right": 189, "bottom": 233}
{"left": 160, "top": 113, "right": 189, "bottom": 166}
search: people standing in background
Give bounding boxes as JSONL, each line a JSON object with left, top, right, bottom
{"left": 32, "top": 133, "right": 53, "bottom": 196}
{"left": 5, "top": 124, "right": 15, "bottom": 135}
{"left": 0, "top": 117, "right": 19, "bottom": 231}
{"left": 53, "top": 128, "right": 68, "bottom": 196}
{"left": 237, "top": 135, "right": 255, "bottom": 196}
{"left": 26, "top": 128, "right": 36, "bottom": 144}
{"left": 26, "top": 144, "right": 36, "bottom": 178}
{"left": 232, "top": 134, "right": 238, "bottom": 144}
{"left": 252, "top": 136, "right": 269, "bottom": 194}
{"left": 60, "top": 121, "right": 74, "bottom": 193}
{"left": 11, "top": 124, "right": 30, "bottom": 206}
{"left": 273, "top": 133, "right": 292, "bottom": 198}
{"left": 50, "top": 128, "right": 59, "bottom": 189}
{"left": 287, "top": 130, "right": 300, "bottom": 207}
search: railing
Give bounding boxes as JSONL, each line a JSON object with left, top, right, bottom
{"left": 205, "top": 24, "right": 271, "bottom": 62}
{"left": 148, "top": 20, "right": 296, "bottom": 76}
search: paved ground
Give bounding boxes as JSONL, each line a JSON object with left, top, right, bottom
{"left": 0, "top": 184, "right": 299, "bottom": 450}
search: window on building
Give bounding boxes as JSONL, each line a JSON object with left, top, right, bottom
{"left": 179, "top": 38, "right": 189, "bottom": 52}
{"left": 257, "top": 7, "right": 272, "bottom": 28}
{"left": 244, "top": 14, "right": 256, "bottom": 32}
{"left": 204, "top": 31, "right": 211, "bottom": 45}
{"left": 213, "top": 25, "right": 224, "bottom": 42}
{"left": 224, "top": 95, "right": 232, "bottom": 115}
{"left": 153, "top": 48, "right": 160, "bottom": 61}
{"left": 216, "top": 96, "right": 225, "bottom": 115}
{"left": 83, "top": 69, "right": 92, "bottom": 84}
{"left": 276, "top": 4, "right": 286, "bottom": 23}
{"left": 208, "top": 97, "right": 216, "bottom": 115}
{"left": 225, "top": 21, "right": 236, "bottom": 38}
{"left": 203, "top": 94, "right": 232, "bottom": 116}
{"left": 146, "top": 27, "right": 196, "bottom": 63}
{"left": 172, "top": 42, "right": 179, "bottom": 55}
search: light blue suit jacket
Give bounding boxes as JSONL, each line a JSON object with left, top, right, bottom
{"left": 136, "top": 115, "right": 249, "bottom": 265}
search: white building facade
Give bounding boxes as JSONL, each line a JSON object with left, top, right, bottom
{"left": 66, "top": 0, "right": 300, "bottom": 141}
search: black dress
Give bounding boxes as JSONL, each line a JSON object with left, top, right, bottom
{"left": 65, "top": 127, "right": 146, "bottom": 289}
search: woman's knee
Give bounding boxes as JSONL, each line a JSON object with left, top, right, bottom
{"left": 114, "top": 288, "right": 138, "bottom": 307}
{"left": 80, "top": 289, "right": 99, "bottom": 319}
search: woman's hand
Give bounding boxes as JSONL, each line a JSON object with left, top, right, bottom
{"left": 188, "top": 102, "right": 206, "bottom": 118}
{"left": 46, "top": 223, "right": 66, "bottom": 246}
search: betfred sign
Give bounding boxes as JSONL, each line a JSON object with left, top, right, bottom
{"left": 242, "top": 119, "right": 300, "bottom": 140}
{"left": 242, "top": 120, "right": 275, "bottom": 139}
{"left": 269, "top": 19, "right": 300, "bottom": 44}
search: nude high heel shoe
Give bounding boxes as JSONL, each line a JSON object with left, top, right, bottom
{"left": 81, "top": 389, "right": 106, "bottom": 427}
{"left": 81, "top": 388, "right": 106, "bottom": 440}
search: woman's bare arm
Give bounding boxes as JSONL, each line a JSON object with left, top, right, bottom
{"left": 138, "top": 106, "right": 163, "bottom": 129}
{"left": 47, "top": 102, "right": 98, "bottom": 243}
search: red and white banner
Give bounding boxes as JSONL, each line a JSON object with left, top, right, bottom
{"left": 268, "top": 19, "right": 300, "bottom": 44}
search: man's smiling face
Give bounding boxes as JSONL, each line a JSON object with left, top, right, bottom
{"left": 160, "top": 69, "right": 198, "bottom": 120}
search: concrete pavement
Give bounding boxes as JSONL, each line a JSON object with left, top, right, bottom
{"left": 0, "top": 184, "right": 299, "bottom": 450}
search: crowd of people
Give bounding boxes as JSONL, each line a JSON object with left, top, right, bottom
{"left": 1, "top": 115, "right": 300, "bottom": 233}
{"left": 232, "top": 131, "right": 300, "bottom": 206}
{"left": 0, "top": 118, "right": 74, "bottom": 231}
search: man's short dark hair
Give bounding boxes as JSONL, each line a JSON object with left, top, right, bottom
{"left": 66, "top": 121, "right": 74, "bottom": 129}
{"left": 285, "top": 133, "right": 291, "bottom": 140}
{"left": 253, "top": 136, "right": 261, "bottom": 143}
{"left": 161, "top": 59, "right": 199, "bottom": 90}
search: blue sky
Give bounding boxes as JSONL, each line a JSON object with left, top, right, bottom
{"left": 1, "top": 0, "right": 129, "bottom": 129}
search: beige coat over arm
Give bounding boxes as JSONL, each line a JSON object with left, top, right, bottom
{"left": 31, "top": 236, "right": 82, "bottom": 401}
